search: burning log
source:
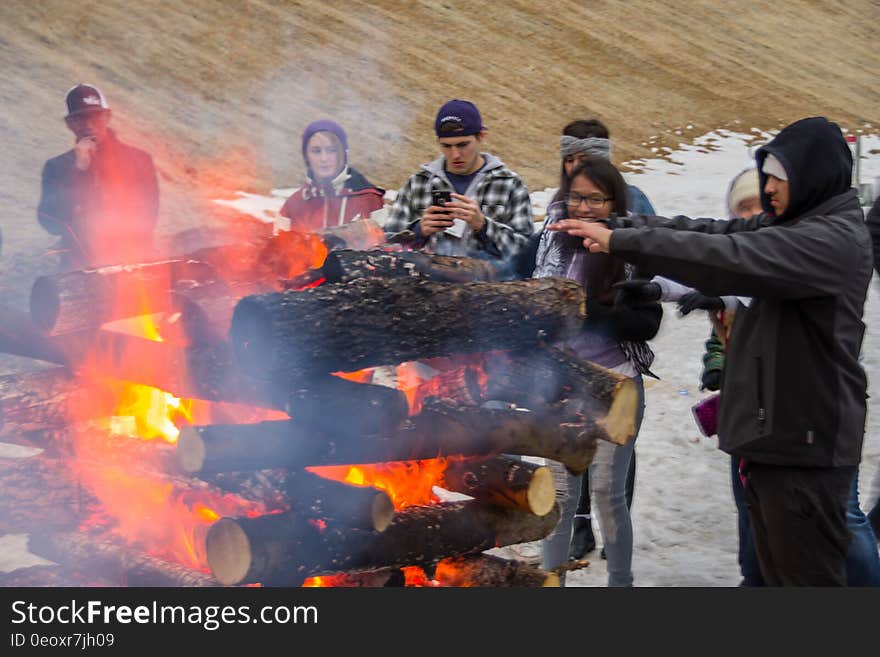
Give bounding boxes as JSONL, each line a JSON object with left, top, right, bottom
{"left": 282, "top": 374, "right": 409, "bottom": 436}
{"left": 177, "top": 400, "right": 601, "bottom": 476}
{"left": 0, "top": 456, "right": 99, "bottom": 533}
{"left": 434, "top": 554, "right": 560, "bottom": 587}
{"left": 18, "top": 426, "right": 183, "bottom": 476}
{"left": 316, "top": 249, "right": 501, "bottom": 284}
{"left": 0, "top": 565, "right": 117, "bottom": 587}
{"left": 205, "top": 500, "right": 561, "bottom": 586}
{"left": 441, "top": 455, "right": 556, "bottom": 516}
{"left": 29, "top": 259, "right": 218, "bottom": 336}
{"left": 0, "top": 305, "right": 77, "bottom": 365}
{"left": 285, "top": 470, "right": 395, "bottom": 532}
{"left": 230, "top": 276, "right": 586, "bottom": 379}
{"left": 27, "top": 531, "right": 219, "bottom": 587}
{"left": 170, "top": 279, "right": 265, "bottom": 346}
{"left": 481, "top": 346, "right": 641, "bottom": 445}
{"left": 0, "top": 368, "right": 76, "bottom": 433}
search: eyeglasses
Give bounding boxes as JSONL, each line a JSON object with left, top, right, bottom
{"left": 565, "top": 192, "right": 611, "bottom": 208}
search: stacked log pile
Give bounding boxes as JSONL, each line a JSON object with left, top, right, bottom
{"left": 0, "top": 225, "right": 639, "bottom": 587}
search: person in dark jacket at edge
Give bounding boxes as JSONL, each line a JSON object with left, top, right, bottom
{"left": 862, "top": 193, "right": 880, "bottom": 540}
{"left": 37, "top": 84, "right": 159, "bottom": 272}
{"left": 548, "top": 116, "right": 871, "bottom": 586}
{"left": 279, "top": 119, "right": 385, "bottom": 233}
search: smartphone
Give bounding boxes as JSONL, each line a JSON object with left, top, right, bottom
{"left": 431, "top": 189, "right": 452, "bottom": 211}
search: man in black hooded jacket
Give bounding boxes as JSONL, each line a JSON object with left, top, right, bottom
{"left": 547, "top": 116, "right": 872, "bottom": 585}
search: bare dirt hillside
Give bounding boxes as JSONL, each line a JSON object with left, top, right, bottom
{"left": 1, "top": 0, "right": 878, "bottom": 307}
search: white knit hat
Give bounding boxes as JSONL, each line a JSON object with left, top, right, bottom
{"left": 727, "top": 168, "right": 760, "bottom": 216}
{"left": 762, "top": 153, "right": 788, "bottom": 181}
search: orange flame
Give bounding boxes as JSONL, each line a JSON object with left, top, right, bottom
{"left": 307, "top": 458, "right": 449, "bottom": 509}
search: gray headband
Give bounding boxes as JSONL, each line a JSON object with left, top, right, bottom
{"left": 560, "top": 135, "right": 612, "bottom": 160}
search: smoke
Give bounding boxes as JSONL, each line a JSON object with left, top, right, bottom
{"left": 254, "top": 25, "right": 417, "bottom": 193}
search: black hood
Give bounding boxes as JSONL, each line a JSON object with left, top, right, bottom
{"left": 755, "top": 117, "right": 852, "bottom": 221}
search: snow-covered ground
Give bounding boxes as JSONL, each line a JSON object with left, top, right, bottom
{"left": 2, "top": 130, "right": 879, "bottom": 586}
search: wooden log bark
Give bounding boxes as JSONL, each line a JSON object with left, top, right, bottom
{"left": 0, "top": 368, "right": 76, "bottom": 433}
{"left": 0, "top": 305, "right": 78, "bottom": 365}
{"left": 171, "top": 280, "right": 265, "bottom": 346}
{"left": 0, "top": 564, "right": 117, "bottom": 587}
{"left": 27, "top": 531, "right": 219, "bottom": 587}
{"left": 282, "top": 374, "right": 409, "bottom": 437}
{"left": 177, "top": 400, "right": 602, "bottom": 476}
{"left": 285, "top": 470, "right": 394, "bottom": 532}
{"left": 29, "top": 259, "right": 218, "bottom": 335}
{"left": 441, "top": 455, "right": 556, "bottom": 516}
{"left": 482, "top": 345, "right": 641, "bottom": 444}
{"left": 433, "top": 554, "right": 560, "bottom": 587}
{"left": 206, "top": 500, "right": 561, "bottom": 586}
{"left": 18, "top": 426, "right": 183, "bottom": 476}
{"left": 318, "top": 249, "right": 501, "bottom": 284}
{"left": 230, "top": 276, "right": 586, "bottom": 378}
{"left": 0, "top": 456, "right": 99, "bottom": 533}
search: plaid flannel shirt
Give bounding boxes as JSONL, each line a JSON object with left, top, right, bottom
{"left": 384, "top": 153, "right": 534, "bottom": 260}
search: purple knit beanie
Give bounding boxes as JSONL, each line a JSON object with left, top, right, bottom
{"left": 301, "top": 119, "right": 349, "bottom": 163}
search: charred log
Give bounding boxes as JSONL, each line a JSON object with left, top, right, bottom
{"left": 177, "top": 400, "right": 601, "bottom": 476}
{"left": 230, "top": 276, "right": 586, "bottom": 378}
{"left": 482, "top": 346, "right": 641, "bottom": 444}
{"left": 318, "top": 249, "right": 501, "bottom": 284}
{"left": 29, "top": 259, "right": 218, "bottom": 335}
{"left": 434, "top": 554, "right": 560, "bottom": 587}
{"left": 285, "top": 470, "right": 394, "bottom": 532}
{"left": 282, "top": 374, "right": 409, "bottom": 437}
{"left": 171, "top": 280, "right": 265, "bottom": 346}
{"left": 441, "top": 455, "right": 556, "bottom": 516}
{"left": 205, "top": 500, "right": 561, "bottom": 586}
{"left": 0, "top": 368, "right": 77, "bottom": 433}
{"left": 0, "top": 456, "right": 99, "bottom": 533}
{"left": 27, "top": 531, "right": 219, "bottom": 587}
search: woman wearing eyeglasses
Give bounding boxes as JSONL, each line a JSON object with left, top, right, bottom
{"left": 533, "top": 157, "right": 661, "bottom": 586}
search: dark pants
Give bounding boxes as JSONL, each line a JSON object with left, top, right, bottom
{"left": 730, "top": 456, "right": 764, "bottom": 586}
{"left": 743, "top": 462, "right": 854, "bottom": 586}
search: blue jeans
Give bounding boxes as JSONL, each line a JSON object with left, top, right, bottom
{"left": 542, "top": 375, "right": 645, "bottom": 586}
{"left": 736, "top": 465, "right": 880, "bottom": 586}
{"left": 845, "top": 471, "right": 880, "bottom": 586}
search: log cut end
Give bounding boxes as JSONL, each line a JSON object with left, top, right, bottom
{"left": 205, "top": 518, "right": 252, "bottom": 586}
{"left": 30, "top": 276, "right": 61, "bottom": 333}
{"left": 526, "top": 465, "right": 557, "bottom": 517}
{"left": 371, "top": 493, "right": 395, "bottom": 533}
{"left": 542, "top": 572, "right": 561, "bottom": 587}
{"left": 176, "top": 426, "right": 205, "bottom": 473}
{"left": 597, "top": 376, "right": 639, "bottom": 444}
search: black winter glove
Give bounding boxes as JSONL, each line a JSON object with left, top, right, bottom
{"left": 677, "top": 291, "right": 724, "bottom": 315}
{"left": 613, "top": 279, "right": 662, "bottom": 306}
{"left": 700, "top": 369, "right": 722, "bottom": 392}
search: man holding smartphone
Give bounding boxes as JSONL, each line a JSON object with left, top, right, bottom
{"left": 37, "top": 84, "right": 159, "bottom": 271}
{"left": 385, "top": 99, "right": 533, "bottom": 261}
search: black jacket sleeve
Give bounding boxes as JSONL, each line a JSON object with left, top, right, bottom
{"left": 36, "top": 158, "right": 71, "bottom": 235}
{"left": 585, "top": 298, "right": 663, "bottom": 342}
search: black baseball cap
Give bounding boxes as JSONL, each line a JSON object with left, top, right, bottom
{"left": 65, "top": 84, "right": 110, "bottom": 118}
